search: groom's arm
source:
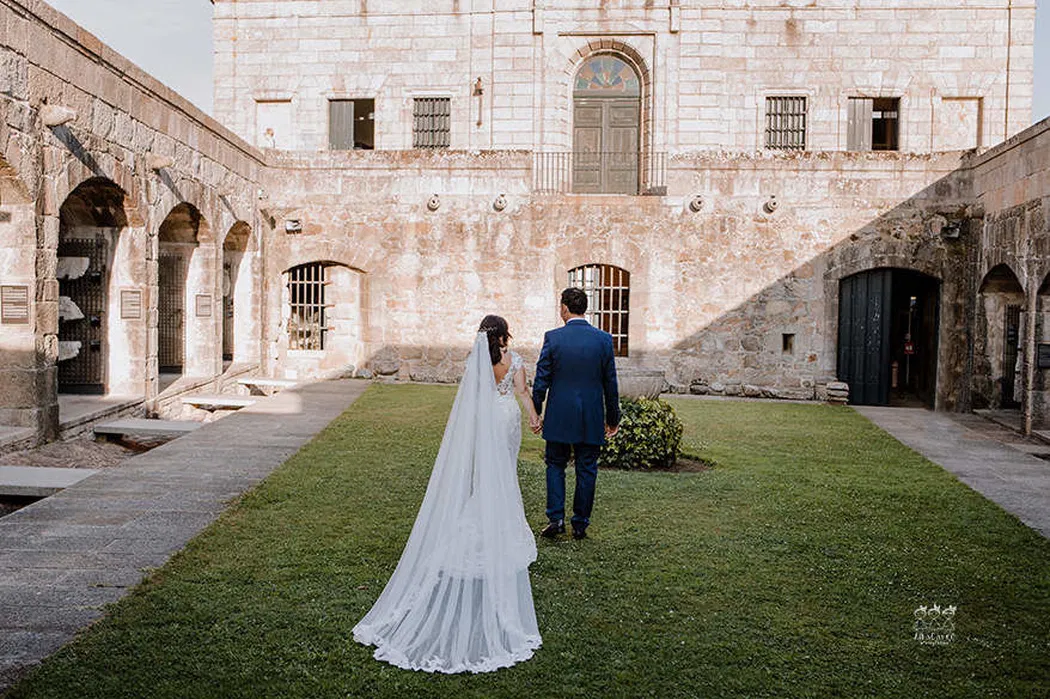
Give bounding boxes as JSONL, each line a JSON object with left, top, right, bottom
{"left": 532, "top": 333, "right": 553, "bottom": 416}
{"left": 602, "top": 337, "right": 621, "bottom": 428}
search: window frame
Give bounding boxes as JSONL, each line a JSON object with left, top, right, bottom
{"left": 412, "top": 96, "right": 452, "bottom": 149}
{"left": 764, "top": 95, "right": 808, "bottom": 151}
{"left": 327, "top": 97, "right": 376, "bottom": 151}
{"left": 568, "top": 264, "right": 631, "bottom": 357}
{"left": 287, "top": 262, "right": 331, "bottom": 351}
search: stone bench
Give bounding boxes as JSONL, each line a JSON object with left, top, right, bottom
{"left": 0, "top": 465, "right": 99, "bottom": 497}
{"left": 181, "top": 395, "right": 256, "bottom": 410}
{"left": 94, "top": 418, "right": 201, "bottom": 440}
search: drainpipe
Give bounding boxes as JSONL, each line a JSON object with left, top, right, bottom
{"left": 1025, "top": 240, "right": 1036, "bottom": 435}
{"left": 1004, "top": 0, "right": 1013, "bottom": 140}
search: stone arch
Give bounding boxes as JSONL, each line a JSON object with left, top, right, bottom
{"left": 221, "top": 221, "right": 256, "bottom": 365}
{"left": 835, "top": 267, "right": 942, "bottom": 407}
{"left": 564, "top": 40, "right": 653, "bottom": 191}
{"left": 157, "top": 202, "right": 218, "bottom": 385}
{"left": 974, "top": 263, "right": 1026, "bottom": 409}
{"left": 56, "top": 177, "right": 147, "bottom": 401}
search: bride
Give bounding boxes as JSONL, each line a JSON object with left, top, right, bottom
{"left": 353, "top": 315, "right": 543, "bottom": 673}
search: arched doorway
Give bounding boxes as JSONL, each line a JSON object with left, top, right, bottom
{"left": 976, "top": 264, "right": 1025, "bottom": 409}
{"left": 222, "top": 222, "right": 251, "bottom": 366}
{"left": 572, "top": 54, "right": 641, "bottom": 194}
{"left": 158, "top": 203, "right": 214, "bottom": 386}
{"left": 837, "top": 268, "right": 941, "bottom": 406}
{"left": 57, "top": 178, "right": 129, "bottom": 395}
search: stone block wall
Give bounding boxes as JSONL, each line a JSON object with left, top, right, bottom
{"left": 262, "top": 148, "right": 975, "bottom": 409}
{"left": 0, "top": 0, "right": 267, "bottom": 441}
{"left": 213, "top": 0, "right": 1035, "bottom": 154}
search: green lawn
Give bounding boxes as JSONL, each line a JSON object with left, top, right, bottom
{"left": 8, "top": 386, "right": 1050, "bottom": 698}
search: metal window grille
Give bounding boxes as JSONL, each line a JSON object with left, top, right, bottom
{"left": 568, "top": 264, "right": 630, "bottom": 357}
{"left": 765, "top": 96, "right": 807, "bottom": 150}
{"left": 288, "top": 263, "right": 330, "bottom": 350}
{"left": 413, "top": 98, "right": 451, "bottom": 149}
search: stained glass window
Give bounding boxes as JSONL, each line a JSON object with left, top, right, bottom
{"left": 574, "top": 55, "right": 640, "bottom": 97}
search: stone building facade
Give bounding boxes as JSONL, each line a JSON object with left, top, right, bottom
{"left": 0, "top": 0, "right": 1046, "bottom": 449}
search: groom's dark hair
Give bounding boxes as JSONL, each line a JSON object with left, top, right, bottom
{"left": 561, "top": 287, "right": 588, "bottom": 315}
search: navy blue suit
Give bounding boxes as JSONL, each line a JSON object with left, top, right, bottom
{"left": 532, "top": 318, "right": 621, "bottom": 531}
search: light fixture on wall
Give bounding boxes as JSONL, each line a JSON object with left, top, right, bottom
{"left": 763, "top": 195, "right": 779, "bottom": 214}
{"left": 147, "top": 153, "right": 175, "bottom": 171}
{"left": 493, "top": 193, "right": 507, "bottom": 212}
{"left": 427, "top": 194, "right": 441, "bottom": 211}
{"left": 688, "top": 194, "right": 705, "bottom": 213}
{"left": 40, "top": 104, "right": 77, "bottom": 128}
{"left": 285, "top": 219, "right": 302, "bottom": 233}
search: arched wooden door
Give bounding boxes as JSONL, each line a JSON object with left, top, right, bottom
{"left": 573, "top": 55, "right": 641, "bottom": 194}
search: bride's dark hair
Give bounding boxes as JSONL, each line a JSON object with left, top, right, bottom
{"left": 478, "top": 315, "right": 511, "bottom": 366}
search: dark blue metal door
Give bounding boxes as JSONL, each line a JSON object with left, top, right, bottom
{"left": 838, "top": 270, "right": 894, "bottom": 406}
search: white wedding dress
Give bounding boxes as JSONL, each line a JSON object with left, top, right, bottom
{"left": 353, "top": 333, "right": 541, "bottom": 673}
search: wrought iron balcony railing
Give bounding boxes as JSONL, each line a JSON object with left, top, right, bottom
{"left": 533, "top": 151, "right": 667, "bottom": 195}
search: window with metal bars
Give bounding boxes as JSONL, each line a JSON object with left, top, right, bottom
{"left": 568, "top": 264, "right": 630, "bottom": 357}
{"left": 765, "top": 96, "right": 807, "bottom": 150}
{"left": 288, "top": 263, "right": 330, "bottom": 350}
{"left": 413, "top": 97, "right": 451, "bottom": 149}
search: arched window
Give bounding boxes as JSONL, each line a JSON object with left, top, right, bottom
{"left": 573, "top": 54, "right": 642, "bottom": 194}
{"left": 568, "top": 264, "right": 630, "bottom": 357}
{"left": 288, "top": 262, "right": 330, "bottom": 350}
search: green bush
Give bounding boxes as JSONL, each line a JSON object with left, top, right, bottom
{"left": 599, "top": 398, "right": 684, "bottom": 470}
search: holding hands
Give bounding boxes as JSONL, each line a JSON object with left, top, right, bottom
{"left": 530, "top": 414, "right": 543, "bottom": 435}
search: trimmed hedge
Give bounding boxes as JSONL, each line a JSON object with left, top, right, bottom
{"left": 599, "top": 398, "right": 683, "bottom": 470}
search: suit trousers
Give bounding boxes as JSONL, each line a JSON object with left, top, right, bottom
{"left": 544, "top": 441, "right": 601, "bottom": 530}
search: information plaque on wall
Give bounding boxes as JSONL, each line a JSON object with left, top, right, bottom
{"left": 0, "top": 285, "right": 29, "bottom": 325}
{"left": 120, "top": 289, "right": 143, "bottom": 320}
{"left": 1038, "top": 343, "right": 1050, "bottom": 370}
{"left": 195, "top": 294, "right": 212, "bottom": 318}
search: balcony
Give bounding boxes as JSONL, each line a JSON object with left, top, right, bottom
{"left": 533, "top": 151, "right": 667, "bottom": 195}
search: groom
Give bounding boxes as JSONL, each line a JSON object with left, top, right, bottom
{"left": 531, "top": 287, "right": 621, "bottom": 540}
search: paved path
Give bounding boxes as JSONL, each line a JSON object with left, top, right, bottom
{"left": 855, "top": 407, "right": 1050, "bottom": 539}
{"left": 0, "top": 379, "right": 369, "bottom": 692}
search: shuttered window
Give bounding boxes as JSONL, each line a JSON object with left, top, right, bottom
{"left": 848, "top": 97, "right": 899, "bottom": 151}
{"left": 568, "top": 264, "right": 630, "bottom": 357}
{"left": 413, "top": 98, "right": 451, "bottom": 149}
{"left": 329, "top": 99, "right": 375, "bottom": 151}
{"left": 765, "top": 96, "right": 807, "bottom": 150}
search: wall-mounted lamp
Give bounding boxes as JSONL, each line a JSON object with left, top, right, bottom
{"left": 473, "top": 77, "right": 484, "bottom": 96}
{"left": 427, "top": 194, "right": 441, "bottom": 212}
{"left": 41, "top": 104, "right": 77, "bottom": 128}
{"left": 493, "top": 193, "right": 507, "bottom": 211}
{"left": 763, "top": 195, "right": 779, "bottom": 214}
{"left": 285, "top": 219, "right": 302, "bottom": 233}
{"left": 688, "top": 194, "right": 705, "bottom": 213}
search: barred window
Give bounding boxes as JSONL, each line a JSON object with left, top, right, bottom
{"left": 413, "top": 98, "right": 451, "bottom": 149}
{"left": 288, "top": 263, "right": 330, "bottom": 350}
{"left": 568, "top": 264, "right": 630, "bottom": 357}
{"left": 765, "top": 96, "right": 807, "bottom": 150}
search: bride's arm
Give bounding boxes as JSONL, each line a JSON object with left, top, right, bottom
{"left": 513, "top": 366, "right": 540, "bottom": 422}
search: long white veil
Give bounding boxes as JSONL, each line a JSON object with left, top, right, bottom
{"left": 353, "top": 332, "right": 540, "bottom": 673}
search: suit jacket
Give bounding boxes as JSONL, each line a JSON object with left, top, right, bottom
{"left": 532, "top": 319, "right": 621, "bottom": 446}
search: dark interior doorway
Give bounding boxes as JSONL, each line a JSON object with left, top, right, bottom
{"left": 838, "top": 268, "right": 941, "bottom": 407}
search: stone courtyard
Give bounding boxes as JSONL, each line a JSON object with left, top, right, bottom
{"left": 0, "top": 0, "right": 1047, "bottom": 446}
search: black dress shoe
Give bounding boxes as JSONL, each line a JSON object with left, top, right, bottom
{"left": 572, "top": 528, "right": 587, "bottom": 540}
{"left": 540, "top": 521, "right": 565, "bottom": 539}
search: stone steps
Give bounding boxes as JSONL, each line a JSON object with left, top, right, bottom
{"left": 93, "top": 418, "right": 201, "bottom": 439}
{"left": 0, "top": 466, "right": 99, "bottom": 497}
